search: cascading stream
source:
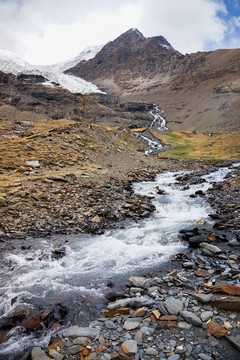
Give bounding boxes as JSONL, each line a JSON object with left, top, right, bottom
{"left": 0, "top": 164, "right": 238, "bottom": 358}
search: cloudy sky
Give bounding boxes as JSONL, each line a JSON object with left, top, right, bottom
{"left": 0, "top": 0, "right": 239, "bottom": 65}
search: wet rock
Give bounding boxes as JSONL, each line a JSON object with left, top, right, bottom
{"left": 58, "top": 326, "right": 100, "bottom": 338}
{"left": 107, "top": 296, "right": 155, "bottom": 310}
{"left": 105, "top": 290, "right": 125, "bottom": 301}
{"left": 23, "top": 315, "right": 42, "bottom": 331}
{"left": 180, "top": 311, "right": 202, "bottom": 327}
{"left": 129, "top": 276, "right": 148, "bottom": 288}
{"left": 188, "top": 236, "right": 207, "bottom": 248}
{"left": 200, "top": 243, "right": 222, "bottom": 254}
{"left": 8, "top": 305, "right": 30, "bottom": 320}
{"left": 121, "top": 340, "right": 138, "bottom": 355}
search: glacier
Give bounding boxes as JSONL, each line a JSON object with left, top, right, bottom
{"left": 0, "top": 46, "right": 104, "bottom": 95}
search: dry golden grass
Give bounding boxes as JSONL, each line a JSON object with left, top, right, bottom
{"left": 154, "top": 131, "right": 240, "bottom": 161}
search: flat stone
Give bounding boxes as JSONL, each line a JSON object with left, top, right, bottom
{"left": 132, "top": 307, "right": 148, "bottom": 317}
{"left": 145, "top": 347, "right": 158, "bottom": 355}
{"left": 165, "top": 297, "right": 184, "bottom": 315}
{"left": 177, "top": 321, "right": 192, "bottom": 330}
{"left": 58, "top": 326, "right": 100, "bottom": 338}
{"left": 200, "top": 311, "right": 213, "bottom": 322}
{"left": 121, "top": 340, "right": 138, "bottom": 355}
{"left": 180, "top": 311, "right": 202, "bottom": 327}
{"left": 123, "top": 317, "right": 142, "bottom": 330}
{"left": 200, "top": 243, "right": 221, "bottom": 254}
{"left": 107, "top": 297, "right": 155, "bottom": 310}
{"left": 139, "top": 326, "right": 155, "bottom": 335}
{"left": 195, "top": 293, "right": 213, "bottom": 303}
{"left": 104, "top": 320, "right": 117, "bottom": 329}
{"left": 32, "top": 347, "right": 51, "bottom": 360}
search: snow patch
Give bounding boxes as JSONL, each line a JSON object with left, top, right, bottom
{"left": 0, "top": 46, "right": 104, "bottom": 95}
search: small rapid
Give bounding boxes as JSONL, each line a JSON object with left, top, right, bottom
{"left": 0, "top": 164, "right": 238, "bottom": 358}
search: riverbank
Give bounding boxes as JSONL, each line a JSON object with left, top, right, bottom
{"left": 0, "top": 161, "right": 239, "bottom": 360}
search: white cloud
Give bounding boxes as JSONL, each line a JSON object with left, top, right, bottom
{"left": 0, "top": 0, "right": 236, "bottom": 64}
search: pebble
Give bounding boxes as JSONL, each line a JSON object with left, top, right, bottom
{"left": 121, "top": 340, "right": 138, "bottom": 354}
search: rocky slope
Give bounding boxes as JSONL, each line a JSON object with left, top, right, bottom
{"left": 0, "top": 71, "right": 160, "bottom": 136}
{"left": 67, "top": 29, "right": 240, "bottom": 132}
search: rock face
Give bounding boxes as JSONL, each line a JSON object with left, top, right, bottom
{"left": 0, "top": 70, "right": 159, "bottom": 138}
{"left": 66, "top": 29, "right": 181, "bottom": 92}
{"left": 66, "top": 29, "right": 240, "bottom": 132}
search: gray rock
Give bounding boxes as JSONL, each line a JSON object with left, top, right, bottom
{"left": 8, "top": 305, "right": 30, "bottom": 319}
{"left": 49, "top": 349, "right": 64, "bottom": 360}
{"left": 183, "top": 261, "right": 194, "bottom": 268}
{"left": 121, "top": 340, "right": 138, "bottom": 354}
{"left": 64, "top": 346, "right": 83, "bottom": 355}
{"left": 199, "top": 354, "right": 212, "bottom": 360}
{"left": 58, "top": 326, "right": 100, "bottom": 338}
{"left": 169, "top": 340, "right": 177, "bottom": 348}
{"left": 200, "top": 243, "right": 221, "bottom": 254}
{"left": 168, "top": 355, "right": 180, "bottom": 360}
{"left": 129, "top": 276, "right": 148, "bottom": 288}
{"left": 107, "top": 296, "right": 155, "bottom": 310}
{"left": 200, "top": 311, "right": 213, "bottom": 322}
{"left": 104, "top": 320, "right": 117, "bottom": 329}
{"left": 158, "top": 301, "right": 168, "bottom": 315}
{"left": 226, "top": 335, "right": 240, "bottom": 352}
{"left": 195, "top": 293, "right": 213, "bottom": 303}
{"left": 147, "top": 286, "right": 160, "bottom": 295}
{"left": 180, "top": 310, "right": 202, "bottom": 327}
{"left": 146, "top": 347, "right": 158, "bottom": 355}
{"left": 139, "top": 326, "right": 155, "bottom": 335}
{"left": 124, "top": 318, "right": 142, "bottom": 330}
{"left": 178, "top": 321, "right": 192, "bottom": 330}
{"left": 165, "top": 297, "right": 184, "bottom": 315}
{"left": 31, "top": 347, "right": 51, "bottom": 360}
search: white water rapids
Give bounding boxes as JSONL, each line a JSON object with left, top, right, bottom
{"left": 0, "top": 164, "right": 238, "bottom": 357}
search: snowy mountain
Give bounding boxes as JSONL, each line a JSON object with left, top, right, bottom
{"left": 0, "top": 46, "right": 104, "bottom": 94}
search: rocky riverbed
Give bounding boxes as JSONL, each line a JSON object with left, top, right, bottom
{"left": 0, "top": 161, "right": 239, "bottom": 360}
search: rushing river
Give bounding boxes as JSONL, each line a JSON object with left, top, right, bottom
{"left": 0, "top": 164, "right": 239, "bottom": 358}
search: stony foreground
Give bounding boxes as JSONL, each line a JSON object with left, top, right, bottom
{"left": 8, "top": 164, "right": 237, "bottom": 360}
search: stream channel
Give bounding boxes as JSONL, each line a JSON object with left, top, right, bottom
{"left": 0, "top": 163, "right": 239, "bottom": 358}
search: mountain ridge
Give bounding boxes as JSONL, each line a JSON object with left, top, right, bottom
{"left": 66, "top": 28, "right": 240, "bottom": 132}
